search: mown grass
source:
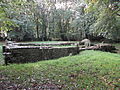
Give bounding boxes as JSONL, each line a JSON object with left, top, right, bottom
{"left": 0, "top": 41, "right": 120, "bottom": 89}
{"left": 26, "top": 41, "right": 77, "bottom": 44}
{"left": 0, "top": 50, "right": 120, "bottom": 89}
{"left": 24, "top": 41, "right": 78, "bottom": 47}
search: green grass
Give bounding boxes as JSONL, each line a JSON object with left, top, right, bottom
{"left": 23, "top": 41, "right": 78, "bottom": 47}
{"left": 0, "top": 41, "right": 120, "bottom": 89}
{"left": 0, "top": 50, "right": 120, "bottom": 89}
{"left": 25, "top": 41, "right": 77, "bottom": 44}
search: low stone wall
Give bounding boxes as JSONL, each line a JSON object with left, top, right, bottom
{"left": 14, "top": 42, "right": 75, "bottom": 46}
{"left": 79, "top": 44, "right": 116, "bottom": 52}
{"left": 3, "top": 46, "right": 79, "bottom": 64}
{"left": 3, "top": 42, "right": 116, "bottom": 65}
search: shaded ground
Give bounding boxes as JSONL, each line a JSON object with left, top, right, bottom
{"left": 0, "top": 42, "right": 4, "bottom": 65}
{"left": 0, "top": 50, "right": 120, "bottom": 89}
{"left": 113, "top": 43, "right": 120, "bottom": 54}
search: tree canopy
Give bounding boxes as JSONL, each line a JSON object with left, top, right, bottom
{"left": 0, "top": 0, "right": 120, "bottom": 41}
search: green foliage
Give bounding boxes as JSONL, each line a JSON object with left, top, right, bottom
{"left": 86, "top": 0, "right": 120, "bottom": 40}
{"left": 0, "top": 0, "right": 36, "bottom": 40}
{"left": 0, "top": 1, "right": 17, "bottom": 31}
{"left": 90, "top": 9, "right": 116, "bottom": 38}
{"left": 0, "top": 0, "right": 120, "bottom": 41}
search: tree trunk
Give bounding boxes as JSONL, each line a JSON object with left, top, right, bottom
{"left": 36, "top": 18, "right": 39, "bottom": 40}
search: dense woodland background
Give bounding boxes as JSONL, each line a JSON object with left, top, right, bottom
{"left": 0, "top": 1, "right": 120, "bottom": 89}
{"left": 0, "top": 0, "right": 120, "bottom": 42}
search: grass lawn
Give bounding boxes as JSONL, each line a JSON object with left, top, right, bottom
{"left": 0, "top": 50, "right": 120, "bottom": 89}
{"left": 0, "top": 41, "right": 120, "bottom": 89}
{"left": 27, "top": 41, "right": 77, "bottom": 43}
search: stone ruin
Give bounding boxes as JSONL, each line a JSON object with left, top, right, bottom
{"left": 3, "top": 41, "right": 116, "bottom": 65}
{"left": 3, "top": 42, "right": 79, "bottom": 65}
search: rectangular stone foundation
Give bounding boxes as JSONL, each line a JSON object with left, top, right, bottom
{"left": 3, "top": 46, "right": 79, "bottom": 64}
{"left": 3, "top": 42, "right": 116, "bottom": 65}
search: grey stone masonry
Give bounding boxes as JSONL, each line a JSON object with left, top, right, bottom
{"left": 3, "top": 44, "right": 79, "bottom": 65}
{"left": 3, "top": 42, "right": 116, "bottom": 65}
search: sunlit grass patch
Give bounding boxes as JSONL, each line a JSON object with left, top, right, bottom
{"left": 0, "top": 50, "right": 120, "bottom": 89}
